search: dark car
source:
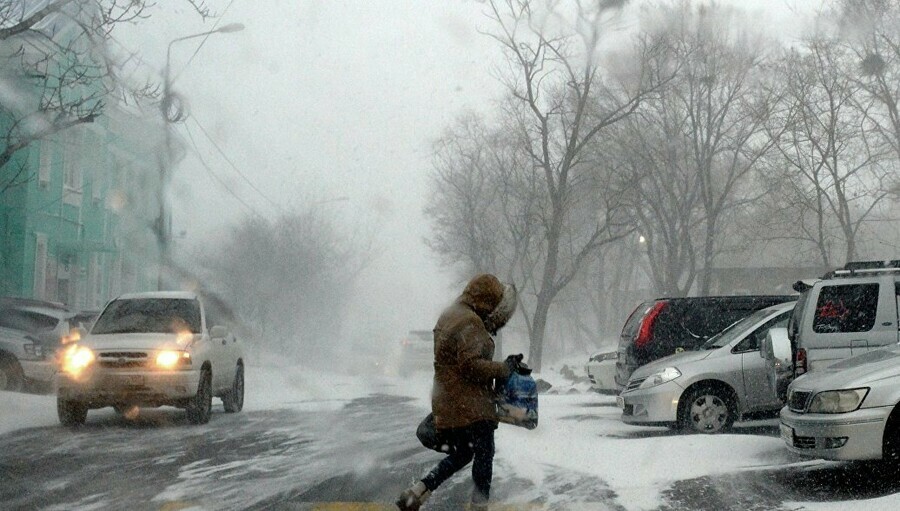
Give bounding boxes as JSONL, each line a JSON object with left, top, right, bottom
{"left": 615, "top": 295, "right": 797, "bottom": 388}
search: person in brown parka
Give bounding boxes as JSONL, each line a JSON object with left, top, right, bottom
{"left": 396, "top": 273, "right": 522, "bottom": 511}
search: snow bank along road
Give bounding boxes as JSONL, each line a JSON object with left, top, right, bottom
{"left": 1, "top": 367, "right": 900, "bottom": 510}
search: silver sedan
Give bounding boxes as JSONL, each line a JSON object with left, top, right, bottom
{"left": 780, "top": 346, "right": 900, "bottom": 461}
{"left": 618, "top": 301, "right": 795, "bottom": 433}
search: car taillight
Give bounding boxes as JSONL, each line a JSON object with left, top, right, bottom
{"left": 635, "top": 301, "right": 667, "bottom": 349}
{"left": 795, "top": 348, "right": 807, "bottom": 376}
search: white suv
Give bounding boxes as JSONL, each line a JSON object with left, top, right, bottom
{"left": 56, "top": 291, "right": 245, "bottom": 426}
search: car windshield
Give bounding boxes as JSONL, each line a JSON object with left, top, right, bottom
{"left": 91, "top": 298, "right": 201, "bottom": 335}
{"left": 701, "top": 307, "right": 777, "bottom": 350}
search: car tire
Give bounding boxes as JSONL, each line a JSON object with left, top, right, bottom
{"left": 882, "top": 408, "right": 900, "bottom": 462}
{"left": 679, "top": 385, "right": 735, "bottom": 434}
{"left": 0, "top": 356, "right": 25, "bottom": 392}
{"left": 186, "top": 369, "right": 212, "bottom": 425}
{"left": 222, "top": 363, "right": 244, "bottom": 413}
{"left": 57, "top": 397, "right": 88, "bottom": 427}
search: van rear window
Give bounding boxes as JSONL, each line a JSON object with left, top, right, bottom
{"left": 621, "top": 301, "right": 654, "bottom": 337}
{"left": 813, "top": 283, "right": 878, "bottom": 333}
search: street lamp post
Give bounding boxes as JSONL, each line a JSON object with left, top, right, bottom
{"left": 157, "top": 23, "right": 244, "bottom": 290}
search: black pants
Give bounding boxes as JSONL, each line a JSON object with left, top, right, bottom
{"left": 421, "top": 420, "right": 496, "bottom": 502}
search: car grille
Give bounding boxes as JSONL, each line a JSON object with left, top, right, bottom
{"left": 98, "top": 351, "right": 149, "bottom": 369}
{"left": 789, "top": 391, "right": 812, "bottom": 413}
{"left": 624, "top": 377, "right": 647, "bottom": 392}
{"left": 793, "top": 435, "right": 816, "bottom": 449}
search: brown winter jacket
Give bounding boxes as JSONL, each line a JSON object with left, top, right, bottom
{"left": 431, "top": 274, "right": 512, "bottom": 430}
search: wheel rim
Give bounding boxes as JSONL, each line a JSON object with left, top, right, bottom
{"left": 689, "top": 394, "right": 729, "bottom": 432}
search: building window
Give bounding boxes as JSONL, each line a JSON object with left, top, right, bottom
{"left": 38, "top": 144, "right": 51, "bottom": 187}
{"left": 63, "top": 128, "right": 83, "bottom": 205}
{"left": 33, "top": 233, "right": 48, "bottom": 299}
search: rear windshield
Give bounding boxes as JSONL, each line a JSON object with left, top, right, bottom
{"left": 92, "top": 298, "right": 202, "bottom": 335}
{"left": 0, "top": 309, "right": 60, "bottom": 334}
{"left": 621, "top": 301, "right": 654, "bottom": 337}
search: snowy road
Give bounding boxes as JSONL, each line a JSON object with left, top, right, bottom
{"left": 2, "top": 368, "right": 900, "bottom": 510}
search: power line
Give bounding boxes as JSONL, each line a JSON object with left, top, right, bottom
{"left": 171, "top": 0, "right": 240, "bottom": 84}
{"left": 189, "top": 115, "right": 282, "bottom": 211}
{"left": 182, "top": 121, "right": 264, "bottom": 220}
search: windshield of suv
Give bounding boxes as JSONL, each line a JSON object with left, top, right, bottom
{"left": 91, "top": 299, "right": 201, "bottom": 335}
{"left": 701, "top": 307, "right": 776, "bottom": 350}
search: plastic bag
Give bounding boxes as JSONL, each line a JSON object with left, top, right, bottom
{"left": 495, "top": 372, "right": 538, "bottom": 430}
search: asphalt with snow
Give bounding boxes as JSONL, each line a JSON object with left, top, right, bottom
{"left": 1, "top": 380, "right": 900, "bottom": 510}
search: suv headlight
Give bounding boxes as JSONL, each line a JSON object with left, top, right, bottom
{"left": 807, "top": 388, "right": 869, "bottom": 414}
{"left": 638, "top": 367, "right": 682, "bottom": 389}
{"left": 61, "top": 345, "right": 95, "bottom": 377}
{"left": 155, "top": 350, "right": 191, "bottom": 369}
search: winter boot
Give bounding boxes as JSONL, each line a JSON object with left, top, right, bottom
{"left": 396, "top": 481, "right": 431, "bottom": 511}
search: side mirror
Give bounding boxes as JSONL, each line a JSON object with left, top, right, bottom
{"left": 767, "top": 327, "right": 791, "bottom": 363}
{"left": 763, "top": 327, "right": 793, "bottom": 402}
{"left": 210, "top": 325, "right": 228, "bottom": 339}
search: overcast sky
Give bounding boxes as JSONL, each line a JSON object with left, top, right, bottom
{"left": 116, "top": 0, "right": 818, "bottom": 345}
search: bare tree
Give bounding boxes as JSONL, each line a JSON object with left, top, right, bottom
{"left": 838, "top": 0, "right": 900, "bottom": 164}
{"left": 201, "top": 208, "right": 369, "bottom": 364}
{"left": 649, "top": 2, "right": 780, "bottom": 294}
{"left": 762, "top": 36, "right": 892, "bottom": 265}
{"left": 431, "top": 0, "right": 667, "bottom": 371}
{"left": 612, "top": 95, "right": 702, "bottom": 296}
{"left": 0, "top": 0, "right": 209, "bottom": 192}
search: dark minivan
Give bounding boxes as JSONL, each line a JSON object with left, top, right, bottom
{"left": 615, "top": 295, "right": 797, "bottom": 388}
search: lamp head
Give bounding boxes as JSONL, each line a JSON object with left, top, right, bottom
{"left": 217, "top": 23, "right": 245, "bottom": 34}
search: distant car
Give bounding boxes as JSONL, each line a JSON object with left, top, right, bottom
{"left": 615, "top": 295, "right": 797, "bottom": 389}
{"left": 619, "top": 301, "right": 795, "bottom": 433}
{"left": 398, "top": 329, "right": 433, "bottom": 376}
{"left": 585, "top": 351, "right": 617, "bottom": 393}
{"left": 0, "top": 299, "right": 81, "bottom": 391}
{"left": 780, "top": 346, "right": 900, "bottom": 461}
{"left": 56, "top": 291, "right": 245, "bottom": 426}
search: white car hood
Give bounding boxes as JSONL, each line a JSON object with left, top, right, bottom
{"left": 793, "top": 346, "right": 900, "bottom": 390}
{"left": 82, "top": 333, "right": 196, "bottom": 351}
{"left": 632, "top": 349, "right": 713, "bottom": 379}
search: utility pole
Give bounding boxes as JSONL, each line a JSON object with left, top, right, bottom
{"left": 156, "top": 23, "right": 244, "bottom": 290}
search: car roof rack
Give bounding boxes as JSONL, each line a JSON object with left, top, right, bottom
{"left": 831, "top": 260, "right": 900, "bottom": 277}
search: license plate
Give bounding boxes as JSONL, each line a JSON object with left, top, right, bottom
{"left": 121, "top": 374, "right": 144, "bottom": 386}
{"left": 780, "top": 423, "right": 793, "bottom": 443}
{"left": 616, "top": 395, "right": 625, "bottom": 409}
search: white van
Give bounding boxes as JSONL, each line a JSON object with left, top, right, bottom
{"left": 788, "top": 261, "right": 900, "bottom": 377}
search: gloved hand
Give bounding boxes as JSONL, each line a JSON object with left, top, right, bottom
{"left": 505, "top": 354, "right": 524, "bottom": 375}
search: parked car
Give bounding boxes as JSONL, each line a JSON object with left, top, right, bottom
{"left": 615, "top": 294, "right": 797, "bottom": 389}
{"left": 0, "top": 298, "right": 81, "bottom": 391}
{"left": 56, "top": 291, "right": 245, "bottom": 426}
{"left": 585, "top": 351, "right": 618, "bottom": 393}
{"left": 770, "top": 261, "right": 900, "bottom": 393}
{"left": 780, "top": 346, "right": 900, "bottom": 461}
{"left": 618, "top": 301, "right": 796, "bottom": 433}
